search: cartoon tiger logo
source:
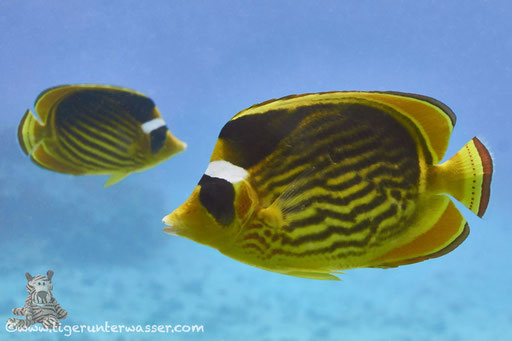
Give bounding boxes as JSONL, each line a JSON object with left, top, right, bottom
{"left": 6, "top": 270, "right": 67, "bottom": 330}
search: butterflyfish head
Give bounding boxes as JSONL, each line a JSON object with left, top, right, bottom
{"left": 139, "top": 109, "right": 186, "bottom": 165}
{"left": 163, "top": 160, "right": 258, "bottom": 250}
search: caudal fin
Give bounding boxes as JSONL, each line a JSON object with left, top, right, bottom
{"left": 432, "top": 137, "right": 493, "bottom": 217}
{"left": 17, "top": 109, "right": 45, "bottom": 155}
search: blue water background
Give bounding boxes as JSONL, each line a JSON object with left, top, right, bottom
{"left": 1, "top": 1, "right": 511, "bottom": 340}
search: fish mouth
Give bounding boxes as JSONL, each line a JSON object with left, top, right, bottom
{"left": 171, "top": 137, "right": 187, "bottom": 154}
{"left": 178, "top": 140, "right": 187, "bottom": 151}
{"left": 162, "top": 215, "right": 180, "bottom": 236}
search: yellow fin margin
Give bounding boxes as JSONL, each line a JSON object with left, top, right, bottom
{"left": 362, "top": 92, "right": 456, "bottom": 164}
{"left": 17, "top": 109, "right": 45, "bottom": 155}
{"left": 369, "top": 199, "right": 468, "bottom": 268}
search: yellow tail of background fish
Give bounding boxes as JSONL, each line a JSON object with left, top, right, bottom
{"left": 18, "top": 109, "right": 45, "bottom": 156}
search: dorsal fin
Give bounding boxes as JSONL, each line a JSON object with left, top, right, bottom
{"left": 231, "top": 91, "right": 456, "bottom": 164}
{"left": 361, "top": 91, "right": 456, "bottom": 164}
{"left": 34, "top": 84, "right": 150, "bottom": 123}
{"left": 34, "top": 85, "right": 80, "bottom": 123}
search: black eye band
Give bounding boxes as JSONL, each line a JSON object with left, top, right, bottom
{"left": 198, "top": 175, "right": 235, "bottom": 226}
{"left": 150, "top": 126, "right": 168, "bottom": 153}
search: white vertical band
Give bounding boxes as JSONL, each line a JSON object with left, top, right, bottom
{"left": 141, "top": 118, "right": 166, "bottom": 134}
{"left": 205, "top": 160, "right": 248, "bottom": 183}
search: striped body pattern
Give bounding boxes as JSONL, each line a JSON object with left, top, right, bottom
{"left": 6, "top": 271, "right": 67, "bottom": 330}
{"left": 163, "top": 91, "right": 493, "bottom": 280}
{"left": 18, "top": 85, "right": 186, "bottom": 187}
{"left": 231, "top": 102, "right": 421, "bottom": 267}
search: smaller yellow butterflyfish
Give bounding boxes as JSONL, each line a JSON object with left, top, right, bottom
{"left": 18, "top": 85, "right": 186, "bottom": 187}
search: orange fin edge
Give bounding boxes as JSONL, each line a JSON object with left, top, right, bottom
{"left": 472, "top": 137, "right": 493, "bottom": 217}
{"left": 369, "top": 199, "right": 468, "bottom": 268}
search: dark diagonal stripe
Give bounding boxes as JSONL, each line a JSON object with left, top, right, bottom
{"left": 59, "top": 127, "right": 128, "bottom": 168}
{"left": 78, "top": 113, "right": 135, "bottom": 145}
{"left": 286, "top": 182, "right": 376, "bottom": 216}
{"left": 69, "top": 129, "right": 133, "bottom": 165}
{"left": 264, "top": 150, "right": 417, "bottom": 212}
{"left": 287, "top": 193, "right": 388, "bottom": 229}
{"left": 283, "top": 225, "right": 373, "bottom": 252}
{"left": 286, "top": 131, "right": 383, "bottom": 172}
{"left": 262, "top": 146, "right": 382, "bottom": 193}
{"left": 282, "top": 219, "right": 371, "bottom": 246}
{"left": 324, "top": 174, "right": 363, "bottom": 191}
{"left": 49, "top": 141, "right": 95, "bottom": 172}
{"left": 58, "top": 133, "right": 110, "bottom": 170}
{"left": 57, "top": 99, "right": 138, "bottom": 143}
{"left": 72, "top": 121, "right": 130, "bottom": 155}
{"left": 256, "top": 128, "right": 382, "bottom": 187}
{"left": 81, "top": 112, "right": 137, "bottom": 143}
{"left": 282, "top": 202, "right": 399, "bottom": 249}
{"left": 255, "top": 102, "right": 419, "bottom": 181}
{"left": 261, "top": 134, "right": 413, "bottom": 193}
{"left": 272, "top": 173, "right": 364, "bottom": 207}
{"left": 60, "top": 118, "right": 134, "bottom": 164}
{"left": 265, "top": 117, "right": 368, "bottom": 164}
{"left": 365, "top": 159, "right": 417, "bottom": 180}
{"left": 377, "top": 178, "right": 416, "bottom": 190}
{"left": 59, "top": 121, "right": 132, "bottom": 167}
{"left": 323, "top": 150, "right": 414, "bottom": 180}
{"left": 89, "top": 105, "right": 139, "bottom": 136}
{"left": 288, "top": 172, "right": 364, "bottom": 199}
{"left": 269, "top": 245, "right": 366, "bottom": 259}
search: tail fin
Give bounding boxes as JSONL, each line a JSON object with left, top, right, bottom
{"left": 17, "top": 109, "right": 45, "bottom": 155}
{"left": 430, "top": 137, "right": 493, "bottom": 217}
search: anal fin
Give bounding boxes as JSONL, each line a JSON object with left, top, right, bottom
{"left": 370, "top": 197, "right": 469, "bottom": 268}
{"left": 31, "top": 143, "right": 83, "bottom": 175}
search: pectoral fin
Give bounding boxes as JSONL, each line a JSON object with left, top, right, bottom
{"left": 258, "top": 167, "right": 317, "bottom": 228}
